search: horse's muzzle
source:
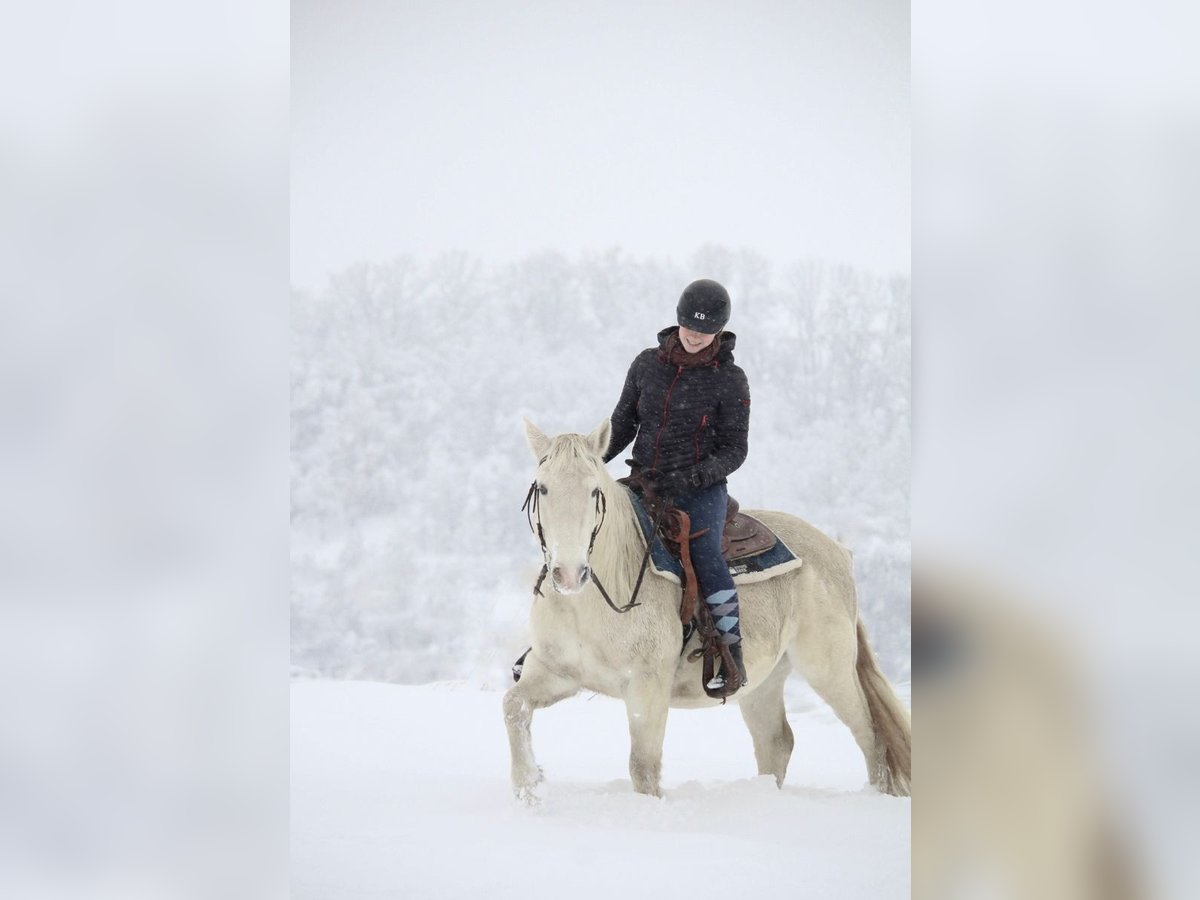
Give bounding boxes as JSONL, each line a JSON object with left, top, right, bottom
{"left": 551, "top": 563, "right": 591, "bottom": 594}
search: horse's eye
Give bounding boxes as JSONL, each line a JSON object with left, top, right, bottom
{"left": 538, "top": 484, "right": 548, "bottom": 496}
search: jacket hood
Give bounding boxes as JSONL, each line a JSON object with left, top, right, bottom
{"left": 656, "top": 325, "right": 737, "bottom": 362}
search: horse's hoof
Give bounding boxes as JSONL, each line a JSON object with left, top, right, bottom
{"left": 515, "top": 783, "right": 544, "bottom": 807}
{"left": 512, "top": 765, "right": 545, "bottom": 805}
{"left": 871, "top": 763, "right": 910, "bottom": 797}
{"left": 631, "top": 781, "right": 663, "bottom": 799}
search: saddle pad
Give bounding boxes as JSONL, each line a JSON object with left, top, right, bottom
{"left": 625, "top": 486, "right": 803, "bottom": 586}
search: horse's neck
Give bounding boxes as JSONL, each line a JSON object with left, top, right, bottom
{"left": 590, "top": 481, "right": 646, "bottom": 601}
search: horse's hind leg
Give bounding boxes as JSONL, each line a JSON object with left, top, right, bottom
{"left": 787, "top": 611, "right": 891, "bottom": 793}
{"left": 737, "top": 655, "right": 794, "bottom": 787}
{"left": 502, "top": 653, "right": 579, "bottom": 804}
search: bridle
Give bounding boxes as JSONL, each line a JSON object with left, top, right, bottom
{"left": 519, "top": 471, "right": 730, "bottom": 693}
{"left": 521, "top": 476, "right": 657, "bottom": 615}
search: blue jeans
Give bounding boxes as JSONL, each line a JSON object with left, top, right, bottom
{"left": 671, "top": 482, "right": 741, "bottom": 645}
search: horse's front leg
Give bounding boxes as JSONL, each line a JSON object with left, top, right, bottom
{"left": 502, "top": 652, "right": 578, "bottom": 804}
{"left": 623, "top": 670, "right": 673, "bottom": 798}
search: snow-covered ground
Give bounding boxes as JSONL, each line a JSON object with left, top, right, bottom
{"left": 291, "top": 680, "right": 910, "bottom": 899}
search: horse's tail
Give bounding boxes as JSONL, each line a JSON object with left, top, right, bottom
{"left": 856, "top": 618, "right": 911, "bottom": 796}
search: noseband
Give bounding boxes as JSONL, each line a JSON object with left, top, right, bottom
{"left": 521, "top": 478, "right": 653, "bottom": 615}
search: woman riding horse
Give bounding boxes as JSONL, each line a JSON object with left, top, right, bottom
{"left": 603, "top": 278, "right": 751, "bottom": 692}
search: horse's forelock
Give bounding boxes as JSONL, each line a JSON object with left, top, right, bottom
{"left": 541, "top": 433, "right": 607, "bottom": 480}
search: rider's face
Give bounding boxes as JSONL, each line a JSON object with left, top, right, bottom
{"left": 678, "top": 327, "right": 717, "bottom": 354}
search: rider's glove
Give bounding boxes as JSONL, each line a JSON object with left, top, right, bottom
{"left": 647, "top": 467, "right": 704, "bottom": 500}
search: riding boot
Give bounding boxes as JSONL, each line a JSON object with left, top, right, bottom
{"left": 703, "top": 588, "right": 748, "bottom": 692}
{"left": 706, "top": 641, "right": 749, "bottom": 692}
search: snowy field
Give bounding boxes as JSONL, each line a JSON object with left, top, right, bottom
{"left": 291, "top": 680, "right": 911, "bottom": 899}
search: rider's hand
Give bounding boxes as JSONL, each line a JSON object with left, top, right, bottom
{"left": 647, "top": 468, "right": 699, "bottom": 500}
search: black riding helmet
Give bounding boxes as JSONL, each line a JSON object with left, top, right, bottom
{"left": 676, "top": 279, "right": 731, "bottom": 334}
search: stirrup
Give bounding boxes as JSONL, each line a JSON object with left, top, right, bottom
{"left": 706, "top": 672, "right": 748, "bottom": 692}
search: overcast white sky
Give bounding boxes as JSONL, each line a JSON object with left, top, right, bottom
{"left": 292, "top": 0, "right": 909, "bottom": 290}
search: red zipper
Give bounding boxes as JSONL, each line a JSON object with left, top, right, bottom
{"left": 651, "top": 366, "right": 683, "bottom": 471}
{"left": 694, "top": 413, "right": 708, "bottom": 462}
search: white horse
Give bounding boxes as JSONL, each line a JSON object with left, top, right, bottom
{"left": 503, "top": 418, "right": 911, "bottom": 802}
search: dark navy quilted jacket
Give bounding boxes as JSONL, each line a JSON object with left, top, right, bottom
{"left": 603, "top": 326, "right": 750, "bottom": 487}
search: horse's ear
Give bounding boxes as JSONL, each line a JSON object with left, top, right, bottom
{"left": 523, "top": 418, "right": 551, "bottom": 461}
{"left": 586, "top": 418, "right": 612, "bottom": 460}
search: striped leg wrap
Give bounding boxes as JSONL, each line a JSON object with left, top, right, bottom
{"left": 704, "top": 588, "right": 741, "bottom": 645}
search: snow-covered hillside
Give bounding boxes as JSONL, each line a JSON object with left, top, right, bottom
{"left": 290, "top": 252, "right": 911, "bottom": 686}
{"left": 291, "top": 680, "right": 911, "bottom": 899}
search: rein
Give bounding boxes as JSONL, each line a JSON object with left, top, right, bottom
{"left": 521, "top": 479, "right": 662, "bottom": 615}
